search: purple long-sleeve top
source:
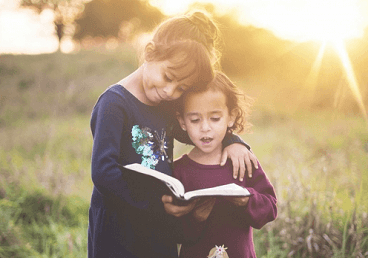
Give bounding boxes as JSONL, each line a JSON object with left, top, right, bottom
{"left": 173, "top": 154, "right": 277, "bottom": 258}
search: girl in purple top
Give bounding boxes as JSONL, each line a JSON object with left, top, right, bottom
{"left": 174, "top": 71, "right": 278, "bottom": 258}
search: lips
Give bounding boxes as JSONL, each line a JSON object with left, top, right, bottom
{"left": 200, "top": 137, "right": 213, "bottom": 144}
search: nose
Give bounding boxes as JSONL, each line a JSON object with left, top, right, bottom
{"left": 200, "top": 120, "right": 211, "bottom": 132}
{"left": 162, "top": 84, "right": 176, "bottom": 98}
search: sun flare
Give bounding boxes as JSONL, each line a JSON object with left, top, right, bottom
{"left": 294, "top": 0, "right": 364, "bottom": 42}
{"left": 150, "top": 0, "right": 368, "bottom": 44}
{"left": 332, "top": 40, "right": 368, "bottom": 122}
{"left": 235, "top": 0, "right": 368, "bottom": 43}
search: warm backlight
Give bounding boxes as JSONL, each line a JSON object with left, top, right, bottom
{"left": 244, "top": 0, "right": 367, "bottom": 43}
{"left": 150, "top": 0, "right": 368, "bottom": 43}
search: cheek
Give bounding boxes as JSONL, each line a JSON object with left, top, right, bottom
{"left": 184, "top": 123, "right": 197, "bottom": 137}
{"left": 171, "top": 91, "right": 184, "bottom": 101}
{"left": 186, "top": 129, "right": 198, "bottom": 142}
{"left": 214, "top": 122, "right": 229, "bottom": 135}
{"left": 142, "top": 75, "right": 151, "bottom": 88}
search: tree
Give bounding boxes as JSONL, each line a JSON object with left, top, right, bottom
{"left": 73, "top": 0, "right": 164, "bottom": 41}
{"left": 187, "top": 2, "right": 291, "bottom": 77}
{"left": 20, "top": 0, "right": 89, "bottom": 51}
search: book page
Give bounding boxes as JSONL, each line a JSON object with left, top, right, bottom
{"left": 183, "top": 183, "right": 251, "bottom": 200}
{"left": 123, "top": 163, "right": 185, "bottom": 197}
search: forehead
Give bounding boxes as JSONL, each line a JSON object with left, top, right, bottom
{"left": 184, "top": 90, "right": 227, "bottom": 113}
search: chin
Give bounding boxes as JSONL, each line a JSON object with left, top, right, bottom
{"left": 198, "top": 147, "right": 215, "bottom": 154}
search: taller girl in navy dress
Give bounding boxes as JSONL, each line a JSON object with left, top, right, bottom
{"left": 88, "top": 11, "right": 258, "bottom": 258}
{"left": 174, "top": 71, "right": 278, "bottom": 258}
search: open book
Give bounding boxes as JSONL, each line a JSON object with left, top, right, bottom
{"left": 123, "top": 163, "right": 251, "bottom": 204}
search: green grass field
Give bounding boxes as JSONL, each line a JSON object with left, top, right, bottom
{"left": 0, "top": 46, "right": 367, "bottom": 257}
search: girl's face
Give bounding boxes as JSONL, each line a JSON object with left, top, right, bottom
{"left": 178, "top": 89, "right": 235, "bottom": 156}
{"left": 141, "top": 54, "right": 197, "bottom": 106}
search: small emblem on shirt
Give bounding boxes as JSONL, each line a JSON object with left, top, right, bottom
{"left": 131, "top": 125, "right": 168, "bottom": 169}
{"left": 208, "top": 245, "right": 229, "bottom": 258}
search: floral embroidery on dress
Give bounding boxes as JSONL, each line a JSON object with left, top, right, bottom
{"left": 131, "top": 125, "right": 169, "bottom": 169}
{"left": 207, "top": 245, "right": 229, "bottom": 258}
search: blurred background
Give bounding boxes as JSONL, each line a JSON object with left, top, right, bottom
{"left": 0, "top": 0, "right": 367, "bottom": 257}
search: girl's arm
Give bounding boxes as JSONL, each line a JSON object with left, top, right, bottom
{"left": 221, "top": 134, "right": 258, "bottom": 181}
{"left": 91, "top": 91, "right": 161, "bottom": 211}
{"left": 225, "top": 161, "right": 277, "bottom": 229}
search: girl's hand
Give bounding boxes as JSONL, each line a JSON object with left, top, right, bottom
{"left": 192, "top": 198, "right": 216, "bottom": 222}
{"left": 162, "top": 195, "right": 197, "bottom": 217}
{"left": 221, "top": 143, "right": 258, "bottom": 181}
{"left": 224, "top": 196, "right": 250, "bottom": 207}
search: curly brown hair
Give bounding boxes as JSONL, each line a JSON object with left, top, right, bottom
{"left": 177, "top": 71, "right": 253, "bottom": 134}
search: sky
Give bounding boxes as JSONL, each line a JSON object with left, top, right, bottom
{"left": 0, "top": 0, "right": 59, "bottom": 54}
{"left": 150, "top": 0, "right": 368, "bottom": 42}
{"left": 1, "top": 0, "right": 368, "bottom": 54}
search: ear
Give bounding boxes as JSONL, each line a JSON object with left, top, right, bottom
{"left": 228, "top": 109, "right": 237, "bottom": 128}
{"left": 176, "top": 112, "right": 187, "bottom": 131}
{"left": 144, "top": 41, "right": 156, "bottom": 61}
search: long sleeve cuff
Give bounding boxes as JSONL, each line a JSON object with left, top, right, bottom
{"left": 222, "top": 133, "right": 251, "bottom": 150}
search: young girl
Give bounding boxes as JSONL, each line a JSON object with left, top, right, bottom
{"left": 174, "top": 71, "right": 278, "bottom": 258}
{"left": 88, "top": 11, "right": 258, "bottom": 258}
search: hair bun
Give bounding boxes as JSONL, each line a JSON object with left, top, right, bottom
{"left": 186, "top": 11, "right": 219, "bottom": 47}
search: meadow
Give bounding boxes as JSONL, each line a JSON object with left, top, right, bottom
{"left": 0, "top": 45, "right": 367, "bottom": 257}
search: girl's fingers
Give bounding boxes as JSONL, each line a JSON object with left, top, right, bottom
{"left": 162, "top": 195, "right": 198, "bottom": 217}
{"left": 231, "top": 157, "right": 239, "bottom": 180}
{"left": 162, "top": 195, "right": 173, "bottom": 203}
{"left": 238, "top": 157, "right": 246, "bottom": 182}
{"left": 251, "top": 153, "right": 259, "bottom": 169}
{"left": 244, "top": 155, "right": 252, "bottom": 179}
{"left": 193, "top": 198, "right": 216, "bottom": 221}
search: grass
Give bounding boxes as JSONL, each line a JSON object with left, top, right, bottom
{"left": 0, "top": 47, "right": 367, "bottom": 257}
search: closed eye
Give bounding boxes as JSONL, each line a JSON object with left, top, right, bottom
{"left": 211, "top": 117, "right": 221, "bottom": 122}
{"left": 164, "top": 74, "right": 173, "bottom": 82}
{"left": 190, "top": 119, "right": 200, "bottom": 123}
{"left": 177, "top": 86, "right": 186, "bottom": 92}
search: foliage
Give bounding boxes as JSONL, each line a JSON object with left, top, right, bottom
{"left": 1, "top": 49, "right": 367, "bottom": 257}
{"left": 18, "top": 0, "right": 368, "bottom": 112}
{"left": 0, "top": 44, "right": 137, "bottom": 128}
{"left": 0, "top": 183, "right": 88, "bottom": 257}
{"left": 73, "top": 0, "right": 164, "bottom": 40}
{"left": 20, "top": 0, "right": 89, "bottom": 50}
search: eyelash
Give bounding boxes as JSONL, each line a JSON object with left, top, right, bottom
{"left": 190, "top": 117, "right": 220, "bottom": 123}
{"left": 164, "top": 74, "right": 188, "bottom": 92}
{"left": 164, "top": 74, "right": 172, "bottom": 82}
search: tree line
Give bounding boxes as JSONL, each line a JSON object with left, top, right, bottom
{"left": 20, "top": 0, "right": 368, "bottom": 112}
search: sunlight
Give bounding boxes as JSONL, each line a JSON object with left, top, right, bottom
{"left": 148, "top": 0, "right": 368, "bottom": 120}
{"left": 303, "top": 40, "right": 367, "bottom": 122}
{"left": 332, "top": 40, "right": 368, "bottom": 122}
{"left": 301, "top": 0, "right": 363, "bottom": 42}
{"left": 305, "top": 42, "right": 326, "bottom": 89}
{"left": 237, "top": 0, "right": 367, "bottom": 43}
{"left": 2, "top": 0, "right": 368, "bottom": 54}
{"left": 150, "top": 0, "right": 368, "bottom": 43}
{"left": 0, "top": 7, "right": 58, "bottom": 54}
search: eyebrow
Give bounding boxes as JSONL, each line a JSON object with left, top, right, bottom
{"left": 186, "top": 110, "right": 223, "bottom": 116}
{"left": 185, "top": 112, "right": 199, "bottom": 117}
{"left": 167, "top": 66, "right": 196, "bottom": 82}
